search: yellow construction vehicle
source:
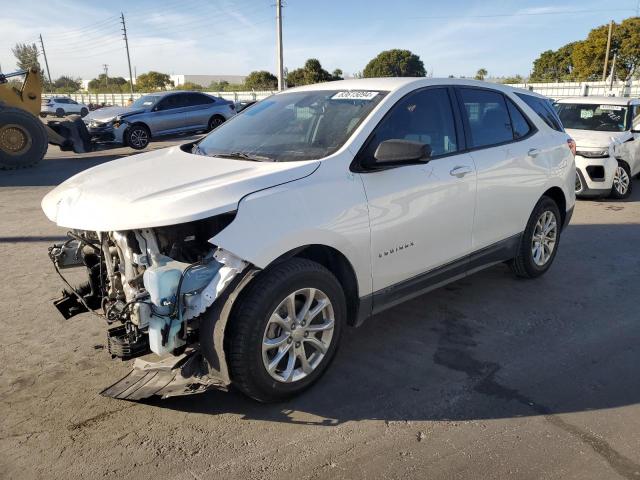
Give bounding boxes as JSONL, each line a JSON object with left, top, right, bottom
{"left": 0, "top": 67, "right": 90, "bottom": 170}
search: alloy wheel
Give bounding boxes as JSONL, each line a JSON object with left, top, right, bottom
{"left": 531, "top": 210, "right": 557, "bottom": 267}
{"left": 613, "top": 165, "right": 630, "bottom": 196}
{"left": 262, "top": 288, "right": 335, "bottom": 383}
{"left": 129, "top": 128, "right": 148, "bottom": 148}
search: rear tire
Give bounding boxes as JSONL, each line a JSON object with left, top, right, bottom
{"left": 207, "top": 115, "right": 225, "bottom": 131}
{"left": 509, "top": 196, "right": 562, "bottom": 278}
{"left": 609, "top": 161, "right": 632, "bottom": 199}
{"left": 224, "top": 258, "right": 345, "bottom": 403}
{"left": 0, "top": 106, "right": 48, "bottom": 169}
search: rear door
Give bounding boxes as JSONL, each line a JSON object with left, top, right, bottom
{"left": 455, "top": 87, "right": 550, "bottom": 250}
{"left": 357, "top": 86, "right": 477, "bottom": 294}
{"left": 182, "top": 93, "right": 217, "bottom": 130}
{"left": 149, "top": 93, "right": 189, "bottom": 135}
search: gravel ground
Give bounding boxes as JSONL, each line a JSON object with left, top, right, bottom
{"left": 1, "top": 142, "right": 639, "bottom": 480}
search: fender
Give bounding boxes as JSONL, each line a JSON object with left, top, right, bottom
{"left": 211, "top": 155, "right": 375, "bottom": 297}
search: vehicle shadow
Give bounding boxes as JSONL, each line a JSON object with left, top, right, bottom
{"left": 145, "top": 222, "right": 640, "bottom": 426}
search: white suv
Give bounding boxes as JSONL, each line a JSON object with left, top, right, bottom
{"left": 42, "top": 78, "right": 575, "bottom": 402}
{"left": 41, "top": 97, "right": 89, "bottom": 118}
{"left": 555, "top": 96, "right": 640, "bottom": 199}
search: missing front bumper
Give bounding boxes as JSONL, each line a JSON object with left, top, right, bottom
{"left": 100, "top": 348, "right": 227, "bottom": 400}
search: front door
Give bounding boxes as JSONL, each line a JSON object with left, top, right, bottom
{"left": 357, "top": 87, "right": 477, "bottom": 294}
{"left": 151, "top": 93, "right": 189, "bottom": 135}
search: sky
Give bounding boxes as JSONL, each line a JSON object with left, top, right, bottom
{"left": 0, "top": 0, "right": 638, "bottom": 81}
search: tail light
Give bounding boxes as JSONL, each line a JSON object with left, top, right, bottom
{"left": 567, "top": 138, "right": 576, "bottom": 157}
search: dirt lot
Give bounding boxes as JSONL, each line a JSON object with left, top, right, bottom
{"left": 1, "top": 142, "right": 639, "bottom": 480}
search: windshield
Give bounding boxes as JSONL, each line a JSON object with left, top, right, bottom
{"left": 555, "top": 103, "right": 628, "bottom": 132}
{"left": 195, "top": 89, "right": 387, "bottom": 162}
{"left": 130, "top": 95, "right": 160, "bottom": 109}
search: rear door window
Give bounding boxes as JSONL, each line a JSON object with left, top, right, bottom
{"left": 184, "top": 93, "right": 214, "bottom": 106}
{"left": 516, "top": 93, "right": 563, "bottom": 131}
{"left": 458, "top": 88, "right": 513, "bottom": 148}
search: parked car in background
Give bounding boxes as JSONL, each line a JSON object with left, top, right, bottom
{"left": 82, "top": 91, "right": 236, "bottom": 150}
{"left": 41, "top": 97, "right": 89, "bottom": 118}
{"left": 235, "top": 100, "right": 257, "bottom": 113}
{"left": 42, "top": 78, "right": 575, "bottom": 402}
{"left": 555, "top": 96, "right": 640, "bottom": 199}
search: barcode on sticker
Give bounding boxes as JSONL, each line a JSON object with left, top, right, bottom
{"left": 331, "top": 91, "right": 379, "bottom": 100}
{"left": 600, "top": 105, "right": 623, "bottom": 111}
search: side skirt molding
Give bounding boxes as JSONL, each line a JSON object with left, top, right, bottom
{"left": 355, "top": 233, "right": 522, "bottom": 325}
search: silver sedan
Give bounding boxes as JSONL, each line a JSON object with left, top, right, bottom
{"left": 83, "top": 91, "right": 236, "bottom": 149}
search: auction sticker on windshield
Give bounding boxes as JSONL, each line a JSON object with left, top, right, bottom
{"left": 331, "top": 91, "right": 380, "bottom": 100}
{"left": 600, "top": 105, "right": 624, "bottom": 111}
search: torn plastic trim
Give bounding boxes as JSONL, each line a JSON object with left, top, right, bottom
{"left": 100, "top": 346, "right": 226, "bottom": 400}
{"left": 102, "top": 267, "right": 260, "bottom": 400}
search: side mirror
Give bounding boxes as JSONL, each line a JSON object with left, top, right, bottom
{"left": 369, "top": 139, "right": 431, "bottom": 168}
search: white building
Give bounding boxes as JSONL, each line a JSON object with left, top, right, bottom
{"left": 170, "top": 74, "right": 246, "bottom": 87}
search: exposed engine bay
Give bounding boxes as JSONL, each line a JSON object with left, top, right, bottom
{"left": 48, "top": 213, "right": 252, "bottom": 399}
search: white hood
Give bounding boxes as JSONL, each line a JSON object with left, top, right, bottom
{"left": 42, "top": 146, "right": 320, "bottom": 231}
{"left": 565, "top": 128, "right": 631, "bottom": 149}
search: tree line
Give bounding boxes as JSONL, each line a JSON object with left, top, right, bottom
{"left": 530, "top": 17, "right": 640, "bottom": 82}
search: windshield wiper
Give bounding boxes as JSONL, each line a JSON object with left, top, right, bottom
{"left": 210, "top": 152, "right": 273, "bottom": 162}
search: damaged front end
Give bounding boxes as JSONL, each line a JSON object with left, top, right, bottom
{"left": 48, "top": 214, "right": 254, "bottom": 400}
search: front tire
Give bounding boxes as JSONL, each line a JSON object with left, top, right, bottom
{"left": 80, "top": 107, "right": 89, "bottom": 117}
{"left": 225, "top": 258, "right": 345, "bottom": 402}
{"left": 0, "top": 106, "right": 48, "bottom": 169}
{"left": 125, "top": 124, "right": 150, "bottom": 150}
{"left": 509, "top": 196, "right": 562, "bottom": 278}
{"left": 55, "top": 108, "right": 65, "bottom": 118}
{"left": 609, "top": 161, "right": 632, "bottom": 199}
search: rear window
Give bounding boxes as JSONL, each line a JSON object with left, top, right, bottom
{"left": 516, "top": 93, "right": 563, "bottom": 131}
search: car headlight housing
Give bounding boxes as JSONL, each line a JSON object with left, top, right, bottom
{"left": 576, "top": 149, "right": 609, "bottom": 158}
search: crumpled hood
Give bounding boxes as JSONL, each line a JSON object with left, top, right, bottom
{"left": 565, "top": 128, "right": 631, "bottom": 149}
{"left": 84, "top": 106, "right": 146, "bottom": 123}
{"left": 42, "top": 146, "right": 320, "bottom": 231}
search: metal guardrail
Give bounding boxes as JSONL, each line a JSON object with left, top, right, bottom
{"left": 42, "top": 90, "right": 275, "bottom": 106}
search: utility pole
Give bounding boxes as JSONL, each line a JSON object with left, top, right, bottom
{"left": 39, "top": 34, "right": 52, "bottom": 87}
{"left": 103, "top": 64, "right": 109, "bottom": 88}
{"left": 276, "top": 0, "right": 284, "bottom": 91}
{"left": 121, "top": 12, "right": 135, "bottom": 99}
{"left": 602, "top": 20, "right": 613, "bottom": 81}
{"left": 609, "top": 53, "right": 617, "bottom": 91}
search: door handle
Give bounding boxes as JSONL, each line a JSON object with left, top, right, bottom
{"left": 449, "top": 165, "right": 473, "bottom": 177}
{"left": 528, "top": 148, "right": 540, "bottom": 157}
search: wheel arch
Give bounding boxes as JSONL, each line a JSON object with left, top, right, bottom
{"left": 126, "top": 121, "right": 152, "bottom": 138}
{"left": 542, "top": 186, "right": 567, "bottom": 227}
{"left": 267, "top": 244, "right": 361, "bottom": 326}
